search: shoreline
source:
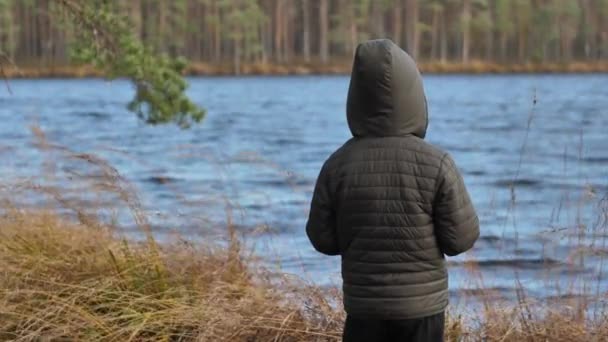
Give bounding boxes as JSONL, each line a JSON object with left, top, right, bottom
{"left": 2, "top": 61, "right": 608, "bottom": 79}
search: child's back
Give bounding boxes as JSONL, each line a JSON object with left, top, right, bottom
{"left": 306, "top": 39, "right": 479, "bottom": 342}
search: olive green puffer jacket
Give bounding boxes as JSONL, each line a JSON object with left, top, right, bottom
{"left": 306, "top": 39, "right": 480, "bottom": 320}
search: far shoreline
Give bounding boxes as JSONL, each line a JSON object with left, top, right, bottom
{"left": 3, "top": 61, "right": 608, "bottom": 79}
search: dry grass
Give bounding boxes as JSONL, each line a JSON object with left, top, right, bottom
{"left": 0, "top": 209, "right": 345, "bottom": 341}
{"left": 2, "top": 208, "right": 608, "bottom": 341}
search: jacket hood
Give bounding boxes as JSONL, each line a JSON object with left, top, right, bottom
{"left": 346, "top": 39, "right": 428, "bottom": 138}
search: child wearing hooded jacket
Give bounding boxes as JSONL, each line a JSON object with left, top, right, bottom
{"left": 306, "top": 39, "right": 479, "bottom": 342}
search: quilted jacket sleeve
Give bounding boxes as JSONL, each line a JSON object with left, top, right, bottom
{"left": 433, "top": 153, "right": 480, "bottom": 256}
{"left": 306, "top": 162, "right": 340, "bottom": 256}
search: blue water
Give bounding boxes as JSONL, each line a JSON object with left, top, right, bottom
{"left": 1, "top": 75, "right": 607, "bottom": 301}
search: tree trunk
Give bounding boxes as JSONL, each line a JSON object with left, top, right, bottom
{"left": 274, "top": 0, "right": 283, "bottom": 62}
{"left": 284, "top": 3, "right": 292, "bottom": 62}
{"left": 392, "top": 0, "right": 402, "bottom": 46}
{"left": 7, "top": 5, "right": 16, "bottom": 59}
{"left": 141, "top": 1, "right": 149, "bottom": 45}
{"left": 486, "top": 28, "right": 494, "bottom": 61}
{"left": 431, "top": 7, "right": 440, "bottom": 60}
{"left": 157, "top": 1, "right": 166, "bottom": 52}
{"left": 580, "top": 0, "right": 595, "bottom": 59}
{"left": 319, "top": 0, "right": 329, "bottom": 63}
{"left": 553, "top": 14, "right": 561, "bottom": 61}
{"left": 440, "top": 7, "right": 448, "bottom": 62}
{"left": 518, "top": 28, "right": 526, "bottom": 62}
{"left": 261, "top": 20, "right": 269, "bottom": 64}
{"left": 349, "top": 5, "right": 358, "bottom": 55}
{"left": 500, "top": 33, "right": 508, "bottom": 62}
{"left": 602, "top": 32, "right": 608, "bottom": 59}
{"left": 234, "top": 36, "right": 241, "bottom": 75}
{"left": 405, "top": 0, "right": 419, "bottom": 59}
{"left": 1, "top": 0, "right": 15, "bottom": 59}
{"left": 302, "top": 0, "right": 311, "bottom": 62}
{"left": 370, "top": 1, "right": 384, "bottom": 38}
{"left": 214, "top": 1, "right": 221, "bottom": 62}
{"left": 196, "top": 2, "right": 204, "bottom": 60}
{"left": 462, "top": 0, "right": 471, "bottom": 63}
{"left": 560, "top": 25, "right": 573, "bottom": 62}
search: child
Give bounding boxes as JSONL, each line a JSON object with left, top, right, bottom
{"left": 306, "top": 39, "right": 479, "bottom": 342}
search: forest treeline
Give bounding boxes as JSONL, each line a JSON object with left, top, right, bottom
{"left": 1, "top": 0, "right": 608, "bottom": 74}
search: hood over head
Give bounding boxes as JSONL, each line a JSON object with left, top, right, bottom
{"left": 346, "top": 39, "right": 428, "bottom": 138}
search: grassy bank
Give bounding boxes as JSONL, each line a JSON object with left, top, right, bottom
{"left": 2, "top": 207, "right": 608, "bottom": 341}
{"left": 3, "top": 60, "right": 608, "bottom": 78}
{"left": 0, "top": 209, "right": 344, "bottom": 341}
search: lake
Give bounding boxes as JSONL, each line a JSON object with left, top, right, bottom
{"left": 1, "top": 75, "right": 607, "bottom": 303}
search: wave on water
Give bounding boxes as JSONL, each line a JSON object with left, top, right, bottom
{"left": 71, "top": 111, "right": 112, "bottom": 120}
{"left": 144, "top": 175, "right": 183, "bottom": 185}
{"left": 448, "top": 257, "right": 564, "bottom": 270}
{"left": 492, "top": 178, "right": 543, "bottom": 188}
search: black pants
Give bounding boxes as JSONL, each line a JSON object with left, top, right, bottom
{"left": 342, "top": 311, "right": 445, "bottom": 342}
